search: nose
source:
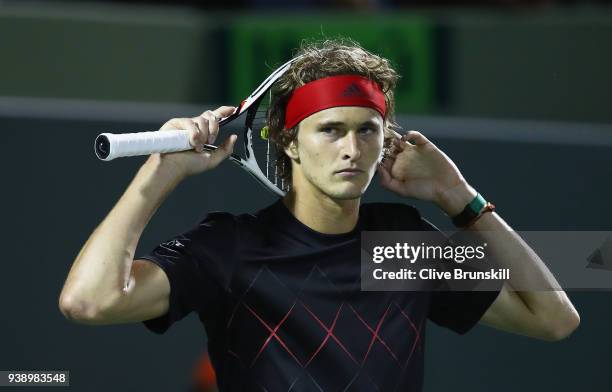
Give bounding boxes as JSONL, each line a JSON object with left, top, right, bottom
{"left": 340, "top": 131, "right": 361, "bottom": 161}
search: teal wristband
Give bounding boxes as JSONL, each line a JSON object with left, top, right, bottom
{"left": 452, "top": 193, "right": 486, "bottom": 227}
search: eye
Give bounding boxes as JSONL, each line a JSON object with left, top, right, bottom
{"left": 359, "top": 126, "right": 375, "bottom": 134}
{"left": 320, "top": 127, "right": 336, "bottom": 134}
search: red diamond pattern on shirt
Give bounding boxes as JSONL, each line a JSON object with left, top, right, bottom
{"left": 225, "top": 264, "right": 425, "bottom": 391}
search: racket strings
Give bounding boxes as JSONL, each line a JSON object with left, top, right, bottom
{"left": 248, "top": 103, "right": 286, "bottom": 192}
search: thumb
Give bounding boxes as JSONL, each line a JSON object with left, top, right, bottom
{"left": 208, "top": 134, "right": 237, "bottom": 168}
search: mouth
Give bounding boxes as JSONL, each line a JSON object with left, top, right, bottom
{"left": 335, "top": 168, "right": 364, "bottom": 176}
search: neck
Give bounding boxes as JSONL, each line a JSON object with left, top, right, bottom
{"left": 282, "top": 187, "right": 360, "bottom": 235}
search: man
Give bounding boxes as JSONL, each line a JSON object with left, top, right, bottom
{"left": 59, "top": 40, "right": 579, "bottom": 391}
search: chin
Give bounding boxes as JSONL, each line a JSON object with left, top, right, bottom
{"left": 326, "top": 184, "right": 366, "bottom": 200}
{"left": 302, "top": 173, "right": 372, "bottom": 200}
{"left": 326, "top": 175, "right": 375, "bottom": 200}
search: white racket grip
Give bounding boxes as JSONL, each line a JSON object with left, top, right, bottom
{"left": 94, "top": 130, "right": 192, "bottom": 161}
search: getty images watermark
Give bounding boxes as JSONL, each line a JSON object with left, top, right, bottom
{"left": 360, "top": 231, "right": 612, "bottom": 292}
{"left": 371, "top": 240, "right": 509, "bottom": 281}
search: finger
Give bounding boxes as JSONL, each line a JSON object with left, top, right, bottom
{"left": 401, "top": 130, "right": 429, "bottom": 146}
{"left": 377, "top": 163, "right": 405, "bottom": 194}
{"left": 199, "top": 110, "right": 219, "bottom": 144}
{"left": 391, "top": 138, "right": 405, "bottom": 153}
{"left": 196, "top": 119, "right": 210, "bottom": 148}
{"left": 385, "top": 138, "right": 404, "bottom": 158}
{"left": 207, "top": 134, "right": 237, "bottom": 168}
{"left": 159, "top": 117, "right": 208, "bottom": 152}
{"left": 381, "top": 155, "right": 395, "bottom": 171}
{"left": 198, "top": 106, "right": 236, "bottom": 144}
{"left": 192, "top": 115, "right": 209, "bottom": 145}
{"left": 177, "top": 118, "right": 206, "bottom": 152}
{"left": 212, "top": 106, "right": 237, "bottom": 119}
{"left": 159, "top": 117, "right": 186, "bottom": 132}
{"left": 384, "top": 127, "right": 403, "bottom": 140}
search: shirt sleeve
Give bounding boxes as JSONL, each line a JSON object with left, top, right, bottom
{"left": 417, "top": 214, "right": 502, "bottom": 335}
{"left": 137, "top": 212, "right": 237, "bottom": 334}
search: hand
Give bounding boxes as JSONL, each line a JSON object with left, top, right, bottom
{"left": 377, "top": 130, "right": 470, "bottom": 210}
{"left": 155, "top": 106, "right": 237, "bottom": 178}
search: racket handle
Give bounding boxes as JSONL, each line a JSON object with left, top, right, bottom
{"left": 94, "top": 130, "right": 192, "bottom": 161}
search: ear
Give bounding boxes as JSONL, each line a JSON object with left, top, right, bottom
{"left": 379, "top": 128, "right": 392, "bottom": 164}
{"left": 284, "top": 139, "right": 299, "bottom": 161}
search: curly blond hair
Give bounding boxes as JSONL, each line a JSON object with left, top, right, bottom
{"left": 267, "top": 38, "right": 400, "bottom": 190}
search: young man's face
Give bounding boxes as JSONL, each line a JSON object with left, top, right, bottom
{"left": 287, "top": 106, "right": 384, "bottom": 200}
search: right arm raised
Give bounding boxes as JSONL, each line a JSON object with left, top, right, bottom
{"left": 59, "top": 108, "right": 236, "bottom": 325}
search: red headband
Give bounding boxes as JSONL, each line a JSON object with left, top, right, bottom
{"left": 284, "top": 75, "right": 387, "bottom": 130}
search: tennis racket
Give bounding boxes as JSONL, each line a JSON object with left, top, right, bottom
{"left": 94, "top": 57, "right": 301, "bottom": 197}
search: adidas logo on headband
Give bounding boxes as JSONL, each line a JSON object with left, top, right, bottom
{"left": 342, "top": 83, "right": 367, "bottom": 98}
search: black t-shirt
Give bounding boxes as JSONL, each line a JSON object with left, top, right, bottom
{"left": 139, "top": 200, "right": 500, "bottom": 392}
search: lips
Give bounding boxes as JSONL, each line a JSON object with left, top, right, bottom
{"left": 335, "top": 168, "right": 363, "bottom": 174}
